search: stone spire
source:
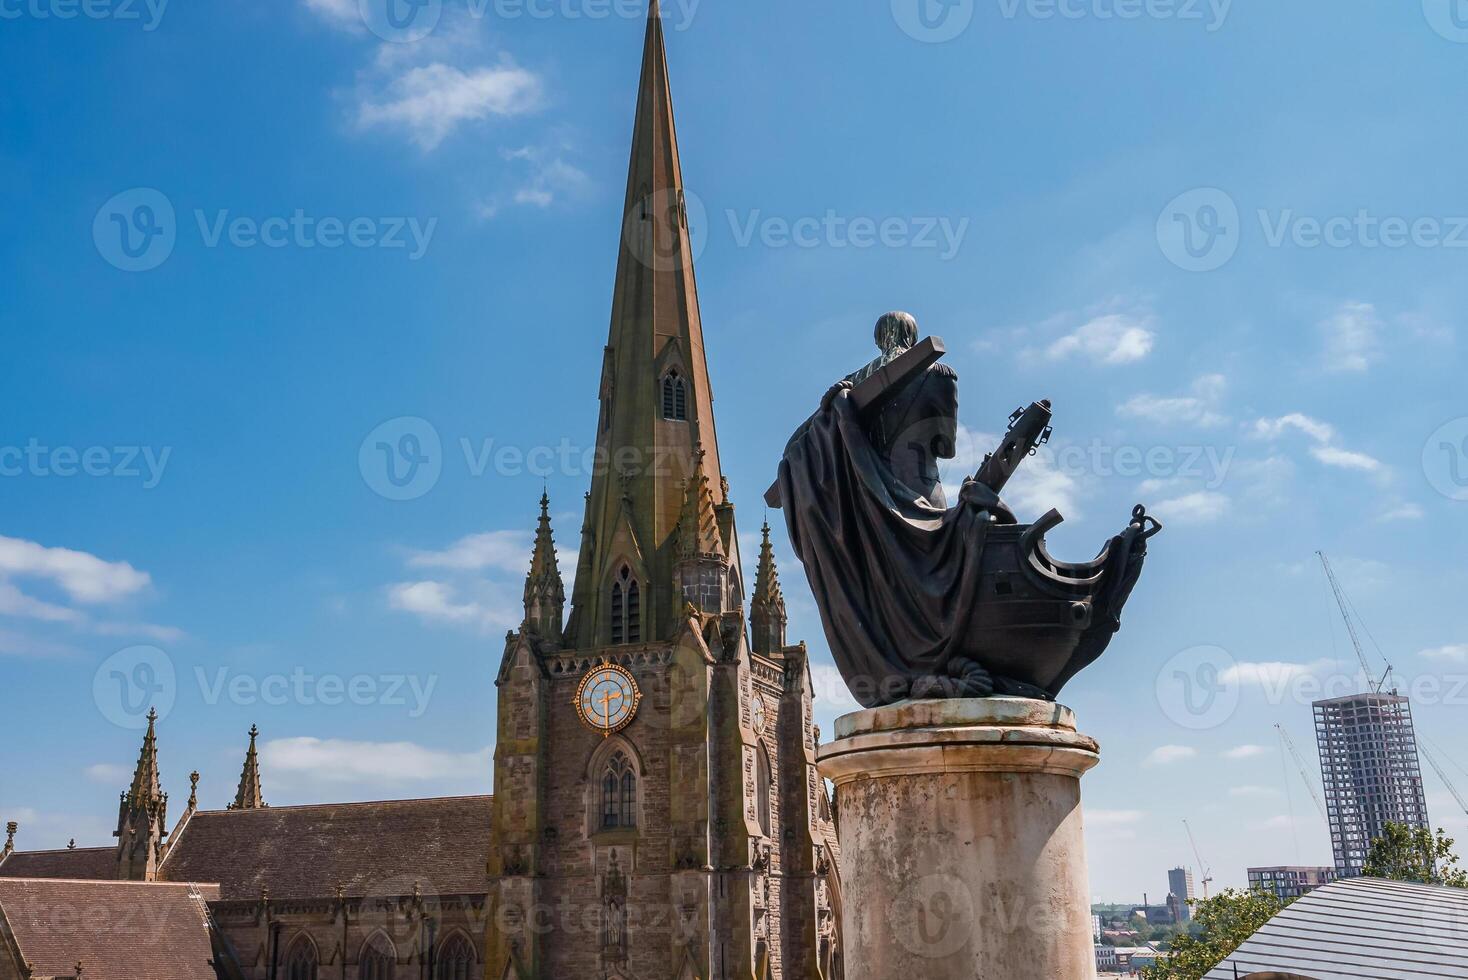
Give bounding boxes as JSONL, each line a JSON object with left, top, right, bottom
{"left": 523, "top": 491, "right": 566, "bottom": 644}
{"left": 673, "top": 448, "right": 730, "bottom": 616}
{"left": 229, "top": 725, "right": 266, "bottom": 811}
{"left": 567, "top": 0, "right": 737, "bottom": 648}
{"left": 115, "top": 708, "right": 168, "bottom": 880}
{"left": 750, "top": 521, "right": 788, "bottom": 655}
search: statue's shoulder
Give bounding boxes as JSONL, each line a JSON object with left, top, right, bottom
{"left": 930, "top": 361, "right": 958, "bottom": 381}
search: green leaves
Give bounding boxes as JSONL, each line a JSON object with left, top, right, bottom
{"left": 1140, "top": 889, "right": 1289, "bottom": 980}
{"left": 1362, "top": 822, "right": 1468, "bottom": 888}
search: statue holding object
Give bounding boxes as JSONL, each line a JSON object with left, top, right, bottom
{"left": 770, "top": 311, "right": 1161, "bottom": 708}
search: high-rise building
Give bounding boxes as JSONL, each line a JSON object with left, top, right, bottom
{"left": 1247, "top": 866, "right": 1337, "bottom": 902}
{"left": 1314, "top": 692, "right": 1430, "bottom": 877}
{"left": 1166, "top": 867, "right": 1195, "bottom": 923}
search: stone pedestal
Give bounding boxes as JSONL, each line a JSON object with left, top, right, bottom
{"left": 817, "top": 698, "right": 1100, "bottom": 980}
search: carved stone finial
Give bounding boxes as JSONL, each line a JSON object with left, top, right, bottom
{"left": 68, "top": 839, "right": 77, "bottom": 850}
{"left": 3, "top": 821, "right": 16, "bottom": 855}
{"left": 188, "top": 771, "right": 199, "bottom": 809}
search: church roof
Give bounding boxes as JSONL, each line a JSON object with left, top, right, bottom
{"left": 157, "top": 795, "right": 493, "bottom": 901}
{"left": 0, "top": 846, "right": 116, "bottom": 880}
{"left": 1204, "top": 876, "right": 1468, "bottom": 979}
{"left": 0, "top": 878, "right": 223, "bottom": 979}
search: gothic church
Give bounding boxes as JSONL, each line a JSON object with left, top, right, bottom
{"left": 0, "top": 4, "right": 842, "bottom": 979}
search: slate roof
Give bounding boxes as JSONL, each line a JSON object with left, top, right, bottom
{"left": 1205, "top": 876, "right": 1468, "bottom": 979}
{"left": 157, "top": 796, "right": 493, "bottom": 901}
{"left": 0, "top": 878, "right": 223, "bottom": 979}
{"left": 0, "top": 847, "right": 116, "bottom": 881}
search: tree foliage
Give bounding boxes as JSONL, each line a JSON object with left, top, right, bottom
{"left": 1140, "top": 888, "right": 1288, "bottom": 980}
{"left": 1362, "top": 822, "right": 1468, "bottom": 888}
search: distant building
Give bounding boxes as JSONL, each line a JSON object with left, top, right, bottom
{"left": 1095, "top": 944, "right": 1119, "bottom": 972}
{"left": 1093, "top": 913, "right": 1102, "bottom": 940}
{"left": 1314, "top": 692, "right": 1431, "bottom": 876}
{"left": 1247, "top": 865, "right": 1337, "bottom": 901}
{"left": 1167, "top": 866, "right": 1195, "bottom": 923}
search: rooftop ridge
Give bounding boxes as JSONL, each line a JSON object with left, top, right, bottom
{"left": 189, "top": 793, "right": 493, "bottom": 816}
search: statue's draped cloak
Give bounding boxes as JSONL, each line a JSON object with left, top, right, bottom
{"left": 777, "top": 381, "right": 1012, "bottom": 708}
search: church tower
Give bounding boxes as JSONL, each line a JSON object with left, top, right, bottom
{"left": 486, "top": 4, "right": 841, "bottom": 978}
{"left": 114, "top": 708, "right": 168, "bottom": 881}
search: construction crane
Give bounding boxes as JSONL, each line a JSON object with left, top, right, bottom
{"left": 1420, "top": 742, "right": 1468, "bottom": 820}
{"left": 1276, "top": 724, "right": 1328, "bottom": 824}
{"left": 1317, "top": 551, "right": 1392, "bottom": 694}
{"left": 1183, "top": 819, "right": 1215, "bottom": 899}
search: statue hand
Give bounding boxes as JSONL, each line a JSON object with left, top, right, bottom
{"left": 821, "top": 380, "right": 855, "bottom": 411}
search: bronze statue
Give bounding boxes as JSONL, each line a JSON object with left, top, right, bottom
{"left": 770, "top": 312, "right": 1160, "bottom": 708}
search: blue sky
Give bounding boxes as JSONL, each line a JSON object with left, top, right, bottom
{"left": 2, "top": 0, "right": 1467, "bottom": 901}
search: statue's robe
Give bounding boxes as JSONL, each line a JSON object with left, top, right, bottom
{"left": 776, "top": 363, "right": 1150, "bottom": 708}
{"left": 776, "top": 363, "right": 1004, "bottom": 707}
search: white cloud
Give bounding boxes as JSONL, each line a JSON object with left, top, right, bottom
{"left": 1087, "top": 809, "right": 1146, "bottom": 827}
{"left": 1309, "top": 445, "right": 1382, "bottom": 472}
{"left": 1219, "top": 659, "right": 1330, "bottom": 688}
{"left": 1252, "top": 414, "right": 1336, "bottom": 444}
{"left": 1145, "top": 745, "right": 1198, "bottom": 766}
{"left": 0, "top": 535, "right": 151, "bottom": 604}
{"left": 1045, "top": 313, "right": 1155, "bottom": 365}
{"left": 1153, "top": 490, "right": 1230, "bottom": 525}
{"left": 302, "top": 0, "right": 358, "bottom": 28}
{"left": 0, "top": 582, "right": 82, "bottom": 623}
{"left": 90, "top": 621, "right": 186, "bottom": 643}
{"left": 1228, "top": 785, "right": 1277, "bottom": 798}
{"left": 261, "top": 737, "right": 491, "bottom": 786}
{"left": 1320, "top": 301, "right": 1383, "bottom": 373}
{"left": 408, "top": 530, "right": 530, "bottom": 574}
{"left": 1420, "top": 644, "right": 1468, "bottom": 664}
{"left": 84, "top": 763, "right": 129, "bottom": 785}
{"left": 0, "top": 627, "right": 80, "bottom": 659}
{"left": 1224, "top": 744, "right": 1269, "bottom": 760}
{"left": 358, "top": 61, "right": 542, "bottom": 151}
{"left": 1117, "top": 374, "right": 1228, "bottom": 427}
{"left": 1378, "top": 503, "right": 1425, "bottom": 522}
{"left": 809, "top": 662, "right": 863, "bottom": 716}
{"left": 386, "top": 580, "right": 517, "bottom": 633}
{"left": 1251, "top": 814, "right": 1303, "bottom": 832}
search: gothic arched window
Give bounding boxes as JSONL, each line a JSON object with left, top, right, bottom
{"left": 661, "top": 371, "right": 688, "bottom": 421}
{"left": 359, "top": 933, "right": 395, "bottom": 980}
{"left": 286, "top": 936, "right": 319, "bottom": 980}
{"left": 610, "top": 566, "right": 641, "bottom": 645}
{"left": 600, "top": 751, "right": 637, "bottom": 830}
{"left": 756, "top": 745, "right": 773, "bottom": 837}
{"left": 435, "top": 934, "right": 475, "bottom": 980}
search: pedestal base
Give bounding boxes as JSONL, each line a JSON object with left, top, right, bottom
{"left": 818, "top": 698, "right": 1100, "bottom": 980}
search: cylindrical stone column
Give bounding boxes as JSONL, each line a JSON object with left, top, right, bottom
{"left": 818, "top": 697, "right": 1100, "bottom": 980}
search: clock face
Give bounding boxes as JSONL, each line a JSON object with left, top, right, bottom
{"left": 751, "top": 694, "right": 768, "bottom": 734}
{"left": 575, "top": 664, "right": 641, "bottom": 736}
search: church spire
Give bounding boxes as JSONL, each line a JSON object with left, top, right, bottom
{"left": 524, "top": 491, "right": 566, "bottom": 644}
{"left": 229, "top": 725, "right": 266, "bottom": 811}
{"left": 568, "top": 0, "right": 734, "bottom": 648}
{"left": 115, "top": 708, "right": 168, "bottom": 880}
{"left": 127, "top": 708, "right": 164, "bottom": 811}
{"left": 750, "top": 522, "right": 788, "bottom": 654}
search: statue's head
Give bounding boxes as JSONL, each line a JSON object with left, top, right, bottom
{"left": 874, "top": 311, "right": 918, "bottom": 355}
